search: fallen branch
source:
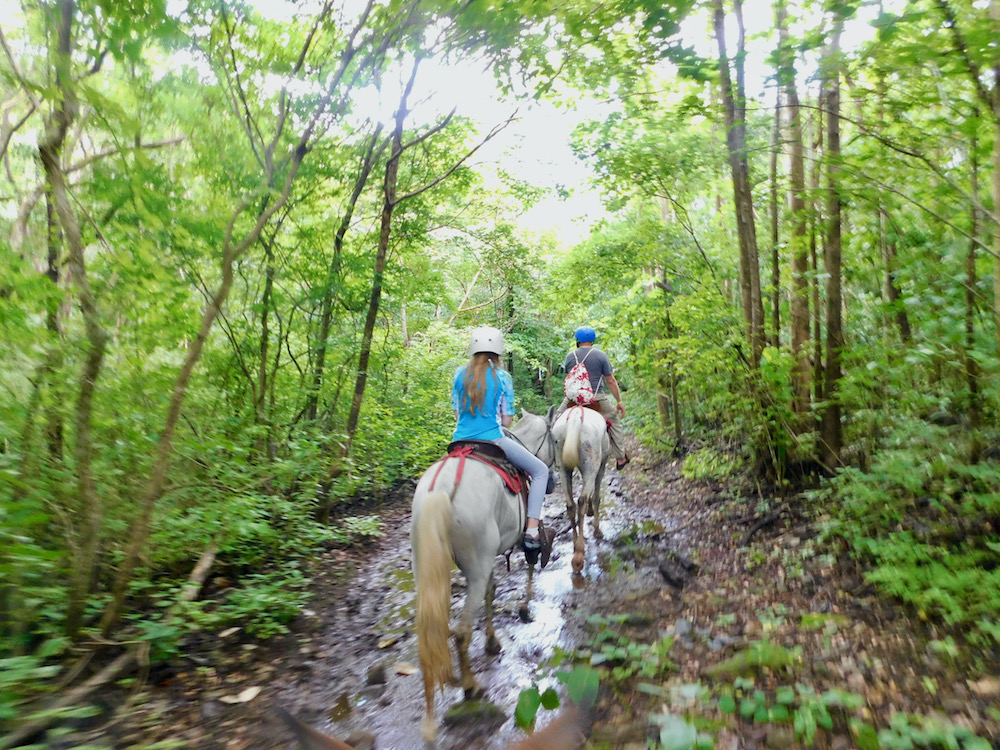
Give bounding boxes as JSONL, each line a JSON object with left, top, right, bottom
{"left": 740, "top": 506, "right": 783, "bottom": 546}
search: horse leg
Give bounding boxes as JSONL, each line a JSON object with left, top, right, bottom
{"left": 593, "top": 458, "right": 607, "bottom": 540}
{"left": 455, "top": 561, "right": 491, "bottom": 700}
{"left": 572, "top": 497, "right": 586, "bottom": 572}
{"left": 518, "top": 561, "right": 535, "bottom": 623}
{"left": 484, "top": 571, "right": 501, "bottom": 655}
{"left": 563, "top": 468, "right": 575, "bottom": 525}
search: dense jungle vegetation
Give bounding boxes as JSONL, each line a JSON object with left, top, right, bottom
{"left": 1, "top": 0, "right": 999, "bottom": 744}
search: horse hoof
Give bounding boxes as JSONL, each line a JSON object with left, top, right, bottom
{"left": 486, "top": 636, "right": 502, "bottom": 654}
{"left": 572, "top": 553, "right": 584, "bottom": 573}
{"left": 464, "top": 684, "right": 485, "bottom": 701}
{"left": 594, "top": 527, "right": 604, "bottom": 540}
{"left": 572, "top": 573, "right": 587, "bottom": 590}
{"left": 518, "top": 605, "right": 533, "bottom": 623}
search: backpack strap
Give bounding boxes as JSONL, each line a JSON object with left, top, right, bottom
{"left": 573, "top": 348, "right": 600, "bottom": 392}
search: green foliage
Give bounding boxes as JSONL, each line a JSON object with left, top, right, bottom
{"left": 216, "top": 567, "right": 310, "bottom": 640}
{"left": 681, "top": 447, "right": 741, "bottom": 481}
{"left": 715, "top": 679, "right": 864, "bottom": 746}
{"left": 513, "top": 665, "right": 599, "bottom": 731}
{"left": 581, "top": 613, "right": 676, "bottom": 683}
{"left": 701, "top": 640, "right": 801, "bottom": 678}
{"left": 649, "top": 712, "right": 714, "bottom": 750}
{"left": 877, "top": 712, "right": 993, "bottom": 750}
{"left": 817, "top": 418, "right": 1000, "bottom": 626}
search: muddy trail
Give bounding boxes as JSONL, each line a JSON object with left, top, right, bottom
{"left": 222, "top": 468, "right": 662, "bottom": 750}
{"left": 75, "top": 447, "right": 1000, "bottom": 750}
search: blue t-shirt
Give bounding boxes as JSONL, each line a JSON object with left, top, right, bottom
{"left": 451, "top": 364, "right": 515, "bottom": 441}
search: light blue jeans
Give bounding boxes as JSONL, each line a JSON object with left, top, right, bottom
{"left": 493, "top": 436, "right": 548, "bottom": 520}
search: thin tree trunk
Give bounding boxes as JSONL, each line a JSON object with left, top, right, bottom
{"left": 769, "top": 88, "right": 781, "bottom": 349}
{"left": 880, "top": 215, "right": 911, "bottom": 342}
{"left": 37, "top": 0, "right": 109, "bottom": 638}
{"left": 44, "top": 186, "right": 64, "bottom": 458}
{"left": 992, "top": 115, "right": 1000, "bottom": 393}
{"left": 810, "top": 104, "right": 824, "bottom": 407}
{"left": 777, "top": 0, "right": 811, "bottom": 418}
{"left": 933, "top": 0, "right": 1000, "bottom": 402}
{"left": 307, "top": 126, "right": 384, "bottom": 422}
{"left": 100, "top": 103, "right": 320, "bottom": 637}
{"left": 820, "top": 23, "right": 844, "bottom": 470}
{"left": 256, "top": 228, "right": 276, "bottom": 457}
{"left": 344, "top": 77, "right": 412, "bottom": 448}
{"left": 666, "top": 309, "right": 682, "bottom": 449}
{"left": 966, "top": 136, "right": 981, "bottom": 462}
{"left": 713, "top": 0, "right": 765, "bottom": 365}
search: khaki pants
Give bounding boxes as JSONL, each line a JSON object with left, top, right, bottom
{"left": 556, "top": 393, "right": 627, "bottom": 461}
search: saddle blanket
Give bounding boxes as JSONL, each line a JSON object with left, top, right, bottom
{"left": 428, "top": 440, "right": 529, "bottom": 503}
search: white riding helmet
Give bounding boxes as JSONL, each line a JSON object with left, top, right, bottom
{"left": 468, "top": 326, "right": 504, "bottom": 356}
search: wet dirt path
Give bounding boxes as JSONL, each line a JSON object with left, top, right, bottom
{"left": 264, "top": 468, "right": 674, "bottom": 750}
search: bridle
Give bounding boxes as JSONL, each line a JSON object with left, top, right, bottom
{"left": 524, "top": 420, "right": 557, "bottom": 471}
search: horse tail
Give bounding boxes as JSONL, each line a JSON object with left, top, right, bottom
{"left": 562, "top": 407, "right": 582, "bottom": 470}
{"left": 414, "top": 490, "right": 454, "bottom": 716}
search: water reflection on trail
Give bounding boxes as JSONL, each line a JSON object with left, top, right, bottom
{"left": 280, "top": 473, "right": 668, "bottom": 750}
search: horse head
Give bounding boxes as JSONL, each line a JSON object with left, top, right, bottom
{"left": 512, "top": 408, "right": 556, "bottom": 469}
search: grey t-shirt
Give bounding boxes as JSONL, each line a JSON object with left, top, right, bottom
{"left": 563, "top": 347, "right": 613, "bottom": 395}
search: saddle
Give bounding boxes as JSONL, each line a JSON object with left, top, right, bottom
{"left": 428, "top": 440, "right": 530, "bottom": 506}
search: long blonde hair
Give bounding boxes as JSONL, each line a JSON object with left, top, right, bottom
{"left": 461, "top": 352, "right": 500, "bottom": 416}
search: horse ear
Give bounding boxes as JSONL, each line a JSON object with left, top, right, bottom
{"left": 521, "top": 407, "right": 534, "bottom": 419}
{"left": 546, "top": 405, "right": 556, "bottom": 425}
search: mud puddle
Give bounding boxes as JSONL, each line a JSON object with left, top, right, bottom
{"left": 270, "top": 472, "right": 678, "bottom": 750}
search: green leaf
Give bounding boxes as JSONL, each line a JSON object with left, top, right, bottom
{"left": 515, "top": 687, "right": 541, "bottom": 729}
{"left": 850, "top": 719, "right": 880, "bottom": 750}
{"left": 776, "top": 686, "right": 796, "bottom": 705}
{"left": 561, "top": 665, "right": 600, "bottom": 709}
{"left": 539, "top": 687, "right": 560, "bottom": 710}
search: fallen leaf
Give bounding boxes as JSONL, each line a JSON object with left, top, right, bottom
{"left": 219, "top": 686, "right": 262, "bottom": 704}
{"left": 377, "top": 636, "right": 399, "bottom": 649}
{"left": 395, "top": 662, "right": 418, "bottom": 675}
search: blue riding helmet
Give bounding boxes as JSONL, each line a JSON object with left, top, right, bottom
{"left": 574, "top": 326, "right": 597, "bottom": 343}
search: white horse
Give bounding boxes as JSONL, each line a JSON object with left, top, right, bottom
{"left": 551, "top": 405, "right": 610, "bottom": 573}
{"left": 411, "top": 409, "right": 555, "bottom": 743}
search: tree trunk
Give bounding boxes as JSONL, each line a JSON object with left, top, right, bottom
{"left": 256, "top": 227, "right": 276, "bottom": 459}
{"left": 344, "top": 85, "right": 411, "bottom": 448}
{"left": 713, "top": 0, "right": 765, "bottom": 365}
{"left": 44, "top": 186, "right": 64, "bottom": 459}
{"left": 879, "top": 215, "right": 911, "bottom": 342}
{"left": 966, "top": 137, "right": 981, "bottom": 462}
{"left": 776, "top": 0, "right": 811, "bottom": 418}
{"left": 820, "top": 23, "right": 844, "bottom": 471}
{"left": 768, "top": 88, "right": 781, "bottom": 349}
{"left": 306, "top": 126, "right": 384, "bottom": 422}
{"left": 37, "top": 0, "right": 110, "bottom": 638}
{"left": 810, "top": 105, "right": 824, "bottom": 407}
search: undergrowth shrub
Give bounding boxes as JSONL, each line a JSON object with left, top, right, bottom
{"left": 816, "top": 417, "right": 1000, "bottom": 631}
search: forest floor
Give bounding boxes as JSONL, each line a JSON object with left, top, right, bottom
{"left": 56, "top": 441, "right": 1000, "bottom": 750}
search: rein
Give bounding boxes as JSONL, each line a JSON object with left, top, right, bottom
{"left": 521, "top": 421, "right": 556, "bottom": 470}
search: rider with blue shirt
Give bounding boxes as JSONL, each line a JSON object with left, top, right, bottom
{"left": 452, "top": 326, "right": 550, "bottom": 563}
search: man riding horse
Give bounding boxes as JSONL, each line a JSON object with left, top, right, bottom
{"left": 556, "top": 326, "right": 630, "bottom": 471}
